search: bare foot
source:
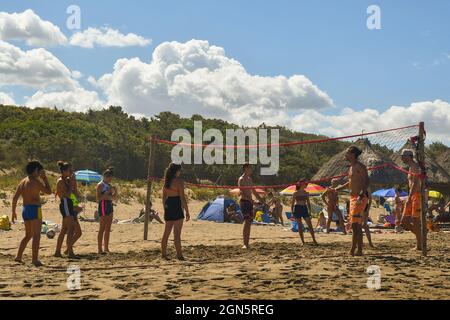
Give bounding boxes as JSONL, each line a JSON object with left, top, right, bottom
{"left": 349, "top": 250, "right": 355, "bottom": 256}
{"left": 67, "top": 252, "right": 78, "bottom": 259}
{"left": 355, "top": 251, "right": 363, "bottom": 256}
{"left": 32, "top": 260, "right": 43, "bottom": 267}
{"left": 161, "top": 254, "right": 169, "bottom": 260}
{"left": 14, "top": 257, "right": 23, "bottom": 264}
{"left": 369, "top": 244, "right": 376, "bottom": 248}
{"left": 312, "top": 240, "right": 318, "bottom": 246}
{"left": 177, "top": 255, "right": 185, "bottom": 261}
{"left": 54, "top": 252, "right": 63, "bottom": 258}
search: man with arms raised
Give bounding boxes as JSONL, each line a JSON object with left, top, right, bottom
{"left": 335, "top": 146, "right": 370, "bottom": 256}
{"left": 400, "top": 149, "right": 423, "bottom": 251}
{"left": 238, "top": 162, "right": 264, "bottom": 249}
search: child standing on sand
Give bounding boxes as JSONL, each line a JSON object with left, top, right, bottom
{"left": 96, "top": 167, "right": 118, "bottom": 254}
{"left": 12, "top": 161, "right": 52, "bottom": 266}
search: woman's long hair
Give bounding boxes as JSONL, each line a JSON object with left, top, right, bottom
{"left": 164, "top": 163, "right": 182, "bottom": 189}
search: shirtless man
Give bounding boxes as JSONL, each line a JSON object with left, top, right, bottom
{"left": 12, "top": 161, "right": 52, "bottom": 266}
{"left": 238, "top": 163, "right": 264, "bottom": 249}
{"left": 321, "top": 179, "right": 346, "bottom": 234}
{"left": 400, "top": 149, "right": 423, "bottom": 250}
{"left": 335, "top": 146, "right": 369, "bottom": 256}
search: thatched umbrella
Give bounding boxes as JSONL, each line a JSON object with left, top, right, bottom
{"left": 392, "top": 141, "right": 450, "bottom": 195}
{"left": 312, "top": 138, "right": 407, "bottom": 188}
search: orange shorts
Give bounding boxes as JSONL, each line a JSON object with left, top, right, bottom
{"left": 403, "top": 192, "right": 421, "bottom": 218}
{"left": 349, "top": 196, "right": 368, "bottom": 224}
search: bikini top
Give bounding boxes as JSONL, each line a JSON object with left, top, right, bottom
{"left": 100, "top": 181, "right": 111, "bottom": 194}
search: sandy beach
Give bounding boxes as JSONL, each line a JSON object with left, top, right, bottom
{"left": 0, "top": 194, "right": 449, "bottom": 300}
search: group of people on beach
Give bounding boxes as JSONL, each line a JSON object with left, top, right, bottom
{"left": 12, "top": 161, "right": 117, "bottom": 266}
{"left": 11, "top": 144, "right": 424, "bottom": 266}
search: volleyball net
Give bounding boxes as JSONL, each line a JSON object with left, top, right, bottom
{"left": 148, "top": 123, "right": 425, "bottom": 190}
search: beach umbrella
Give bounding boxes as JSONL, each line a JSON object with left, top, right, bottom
{"left": 429, "top": 190, "right": 443, "bottom": 198}
{"left": 372, "top": 188, "right": 407, "bottom": 198}
{"left": 75, "top": 170, "right": 102, "bottom": 184}
{"left": 229, "top": 188, "right": 266, "bottom": 195}
{"left": 280, "top": 183, "right": 325, "bottom": 196}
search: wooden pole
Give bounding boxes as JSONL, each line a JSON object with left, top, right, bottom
{"left": 144, "top": 136, "right": 156, "bottom": 241}
{"left": 418, "top": 122, "right": 427, "bottom": 256}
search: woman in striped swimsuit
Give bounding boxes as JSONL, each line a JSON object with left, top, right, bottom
{"left": 54, "top": 161, "right": 77, "bottom": 258}
{"left": 96, "top": 167, "right": 117, "bottom": 254}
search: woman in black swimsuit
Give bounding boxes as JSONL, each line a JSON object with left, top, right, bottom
{"left": 291, "top": 180, "right": 318, "bottom": 246}
{"left": 54, "top": 161, "right": 77, "bottom": 258}
{"left": 161, "top": 163, "right": 190, "bottom": 260}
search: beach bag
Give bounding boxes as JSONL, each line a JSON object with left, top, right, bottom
{"left": 0, "top": 215, "right": 11, "bottom": 231}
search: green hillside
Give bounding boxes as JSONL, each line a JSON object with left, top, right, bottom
{"left": 4, "top": 104, "right": 444, "bottom": 186}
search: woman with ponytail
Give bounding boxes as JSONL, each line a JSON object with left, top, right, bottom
{"left": 54, "top": 161, "right": 77, "bottom": 258}
{"left": 161, "top": 163, "right": 190, "bottom": 260}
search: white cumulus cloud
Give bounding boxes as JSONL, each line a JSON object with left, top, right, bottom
{"left": 70, "top": 27, "right": 151, "bottom": 48}
{"left": 290, "top": 100, "right": 450, "bottom": 145}
{"left": 0, "top": 92, "right": 15, "bottom": 105}
{"left": 26, "top": 88, "right": 104, "bottom": 112}
{"left": 0, "top": 40, "right": 79, "bottom": 90}
{"left": 95, "top": 39, "right": 334, "bottom": 123}
{"left": 0, "top": 9, "right": 67, "bottom": 46}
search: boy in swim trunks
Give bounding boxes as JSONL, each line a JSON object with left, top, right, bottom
{"left": 238, "top": 163, "right": 264, "bottom": 249}
{"left": 335, "top": 146, "right": 370, "bottom": 256}
{"left": 400, "top": 149, "right": 423, "bottom": 250}
{"left": 12, "top": 161, "right": 52, "bottom": 266}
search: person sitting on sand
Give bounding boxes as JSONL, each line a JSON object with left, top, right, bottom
{"left": 238, "top": 162, "right": 265, "bottom": 250}
{"left": 96, "top": 167, "right": 118, "bottom": 254}
{"left": 54, "top": 162, "right": 80, "bottom": 258}
{"left": 12, "top": 161, "right": 52, "bottom": 267}
{"left": 321, "top": 179, "right": 346, "bottom": 234}
{"left": 316, "top": 212, "right": 327, "bottom": 231}
{"left": 161, "top": 163, "right": 190, "bottom": 260}
{"left": 225, "top": 203, "right": 242, "bottom": 224}
{"left": 291, "top": 180, "right": 318, "bottom": 246}
{"left": 138, "top": 204, "right": 164, "bottom": 224}
{"left": 267, "top": 192, "right": 284, "bottom": 225}
{"left": 335, "top": 146, "right": 370, "bottom": 256}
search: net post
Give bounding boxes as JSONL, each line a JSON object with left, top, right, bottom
{"left": 144, "top": 136, "right": 156, "bottom": 241}
{"left": 418, "top": 122, "right": 427, "bottom": 256}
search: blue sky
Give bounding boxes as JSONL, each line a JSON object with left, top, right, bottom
{"left": 3, "top": 0, "right": 449, "bottom": 110}
{"left": 0, "top": 0, "right": 449, "bottom": 143}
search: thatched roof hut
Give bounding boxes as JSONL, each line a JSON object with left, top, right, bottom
{"left": 392, "top": 141, "right": 450, "bottom": 195}
{"left": 312, "top": 139, "right": 407, "bottom": 187}
{"left": 436, "top": 149, "right": 450, "bottom": 176}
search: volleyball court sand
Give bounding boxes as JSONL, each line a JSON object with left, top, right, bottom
{"left": 1, "top": 198, "right": 449, "bottom": 300}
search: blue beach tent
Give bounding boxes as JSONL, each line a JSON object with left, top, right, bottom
{"left": 197, "top": 197, "right": 243, "bottom": 223}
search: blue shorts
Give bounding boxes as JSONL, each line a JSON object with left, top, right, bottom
{"left": 22, "top": 205, "right": 42, "bottom": 221}
{"left": 293, "top": 205, "right": 310, "bottom": 219}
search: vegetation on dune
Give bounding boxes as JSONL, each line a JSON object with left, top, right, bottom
{"left": 1, "top": 105, "right": 447, "bottom": 190}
